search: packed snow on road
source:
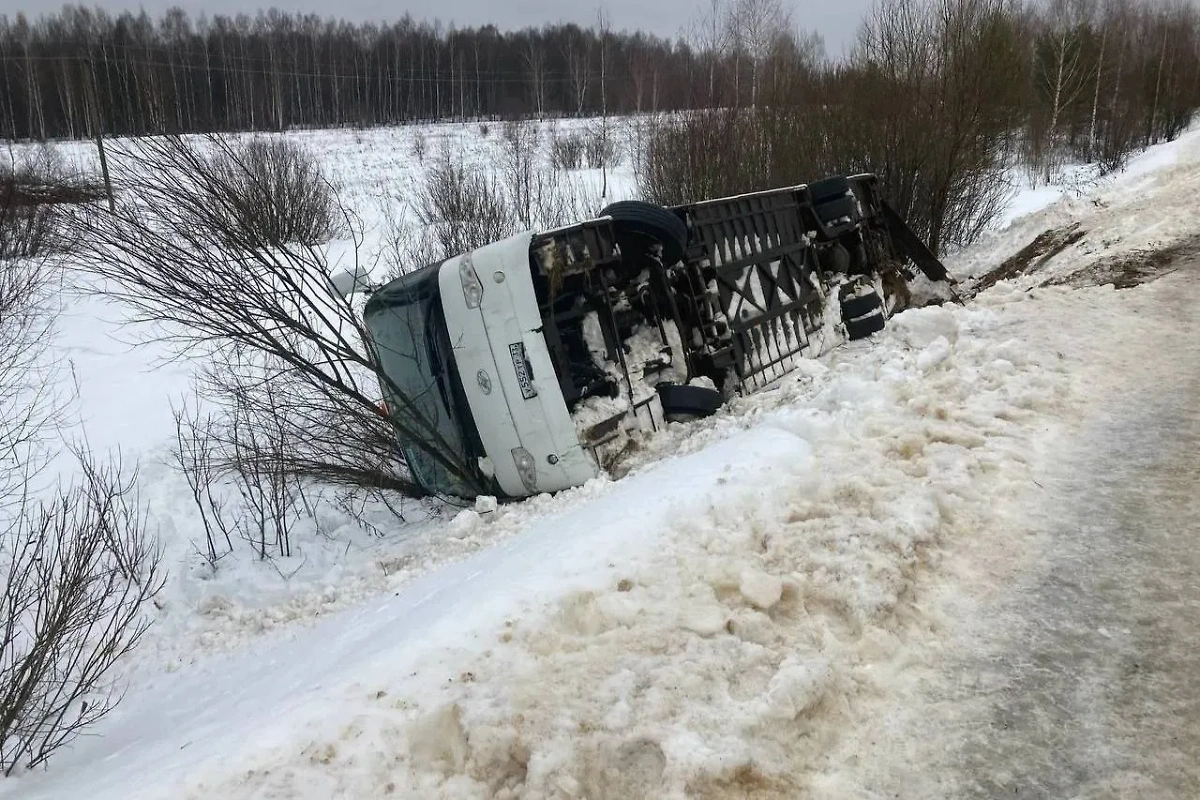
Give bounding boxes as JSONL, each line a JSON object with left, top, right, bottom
{"left": 5, "top": 121, "right": 1200, "bottom": 800}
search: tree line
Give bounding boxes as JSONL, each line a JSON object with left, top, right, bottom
{"left": 0, "top": 6, "right": 711, "bottom": 139}
{"left": 642, "top": 0, "right": 1200, "bottom": 256}
{"left": 1, "top": 0, "right": 1198, "bottom": 182}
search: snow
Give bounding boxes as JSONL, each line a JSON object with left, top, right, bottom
{"left": 947, "top": 125, "right": 1200, "bottom": 284}
{"left": 9, "top": 265, "right": 1076, "bottom": 798}
{"left": 6, "top": 119, "right": 1200, "bottom": 797}
{"left": 809, "top": 268, "right": 1200, "bottom": 799}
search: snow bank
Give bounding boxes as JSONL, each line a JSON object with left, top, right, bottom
{"left": 6, "top": 282, "right": 1076, "bottom": 800}
{"left": 810, "top": 266, "right": 1200, "bottom": 799}
{"left": 948, "top": 125, "right": 1200, "bottom": 285}
{"left": 183, "top": 298, "right": 1071, "bottom": 800}
{"left": 9, "top": 117, "right": 1197, "bottom": 800}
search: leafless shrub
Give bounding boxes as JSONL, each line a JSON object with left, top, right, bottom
{"left": 208, "top": 136, "right": 340, "bottom": 246}
{"left": 499, "top": 119, "right": 542, "bottom": 227}
{"left": 223, "top": 365, "right": 307, "bottom": 559}
{"left": 1096, "top": 106, "right": 1140, "bottom": 175}
{"left": 0, "top": 238, "right": 60, "bottom": 513}
{"left": 0, "top": 152, "right": 159, "bottom": 776}
{"left": 638, "top": 110, "right": 764, "bottom": 207}
{"left": 584, "top": 124, "right": 621, "bottom": 169}
{"left": 410, "top": 130, "right": 428, "bottom": 162}
{"left": 0, "top": 146, "right": 96, "bottom": 260}
{"left": 478, "top": 122, "right": 491, "bottom": 138}
{"left": 550, "top": 130, "right": 585, "bottom": 171}
{"left": 0, "top": 451, "right": 163, "bottom": 776}
{"left": 411, "top": 148, "right": 517, "bottom": 257}
{"left": 171, "top": 399, "right": 236, "bottom": 568}
{"left": 639, "top": 0, "right": 1018, "bottom": 256}
{"left": 73, "top": 134, "right": 482, "bottom": 498}
{"left": 383, "top": 132, "right": 602, "bottom": 282}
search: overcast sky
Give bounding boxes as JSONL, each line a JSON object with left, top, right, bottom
{"left": 0, "top": 0, "right": 873, "bottom": 57}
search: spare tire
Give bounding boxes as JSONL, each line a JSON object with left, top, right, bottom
{"left": 656, "top": 383, "right": 724, "bottom": 422}
{"left": 845, "top": 310, "right": 885, "bottom": 340}
{"left": 840, "top": 291, "right": 882, "bottom": 320}
{"left": 600, "top": 201, "right": 689, "bottom": 267}
{"left": 807, "top": 175, "right": 851, "bottom": 203}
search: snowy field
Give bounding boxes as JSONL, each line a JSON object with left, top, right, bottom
{"left": 5, "top": 120, "right": 1200, "bottom": 798}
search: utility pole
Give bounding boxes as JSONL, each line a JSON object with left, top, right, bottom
{"left": 597, "top": 6, "right": 610, "bottom": 199}
{"left": 83, "top": 57, "right": 114, "bottom": 211}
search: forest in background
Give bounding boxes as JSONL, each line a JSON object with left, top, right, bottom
{"left": 0, "top": 0, "right": 1196, "bottom": 151}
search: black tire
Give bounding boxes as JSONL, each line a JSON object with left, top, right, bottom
{"left": 845, "top": 310, "right": 885, "bottom": 340}
{"left": 814, "top": 196, "right": 859, "bottom": 225}
{"left": 600, "top": 201, "right": 689, "bottom": 267}
{"left": 657, "top": 383, "right": 724, "bottom": 422}
{"left": 807, "top": 176, "right": 851, "bottom": 203}
{"left": 840, "top": 291, "right": 882, "bottom": 320}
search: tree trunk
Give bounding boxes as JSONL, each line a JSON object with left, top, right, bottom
{"left": 1089, "top": 26, "right": 1107, "bottom": 160}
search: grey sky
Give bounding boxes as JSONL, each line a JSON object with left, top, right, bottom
{"left": 0, "top": 0, "right": 871, "bottom": 57}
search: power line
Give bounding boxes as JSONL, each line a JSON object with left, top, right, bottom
{"left": 0, "top": 52, "right": 651, "bottom": 86}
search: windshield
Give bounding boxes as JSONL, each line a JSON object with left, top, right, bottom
{"left": 364, "top": 264, "right": 481, "bottom": 497}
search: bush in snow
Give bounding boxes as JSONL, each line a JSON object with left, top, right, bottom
{"left": 584, "top": 125, "right": 620, "bottom": 170}
{"left": 0, "top": 455, "right": 163, "bottom": 776}
{"left": 383, "top": 135, "right": 601, "bottom": 279}
{"left": 209, "top": 136, "right": 341, "bottom": 246}
{"left": 498, "top": 119, "right": 542, "bottom": 227}
{"left": 410, "top": 130, "right": 428, "bottom": 163}
{"left": 0, "top": 146, "right": 97, "bottom": 261}
{"left": 0, "top": 247, "right": 161, "bottom": 774}
{"left": 638, "top": 0, "right": 1020, "bottom": 257}
{"left": 550, "top": 130, "right": 585, "bottom": 171}
{"left": 73, "top": 135, "right": 472, "bottom": 499}
{"left": 411, "top": 148, "right": 517, "bottom": 259}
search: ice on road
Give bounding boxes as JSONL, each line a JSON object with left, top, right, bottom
{"left": 820, "top": 263, "right": 1200, "bottom": 799}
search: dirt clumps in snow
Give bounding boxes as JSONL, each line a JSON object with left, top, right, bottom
{"left": 1049, "top": 234, "right": 1200, "bottom": 290}
{"left": 971, "top": 223, "right": 1087, "bottom": 293}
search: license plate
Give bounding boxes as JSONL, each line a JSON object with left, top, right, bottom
{"left": 509, "top": 342, "right": 537, "bottom": 399}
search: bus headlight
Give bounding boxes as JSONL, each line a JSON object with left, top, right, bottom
{"left": 459, "top": 256, "right": 484, "bottom": 309}
{"left": 511, "top": 447, "right": 538, "bottom": 493}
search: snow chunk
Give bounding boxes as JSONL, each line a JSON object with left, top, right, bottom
{"left": 916, "top": 336, "right": 954, "bottom": 373}
{"left": 891, "top": 306, "right": 960, "bottom": 349}
{"left": 760, "top": 655, "right": 834, "bottom": 721}
{"left": 739, "top": 567, "right": 784, "bottom": 609}
{"left": 792, "top": 357, "right": 830, "bottom": 380}
{"left": 448, "top": 509, "right": 481, "bottom": 538}
{"left": 680, "top": 605, "right": 727, "bottom": 637}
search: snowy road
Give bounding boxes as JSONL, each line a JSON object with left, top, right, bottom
{"left": 824, "top": 264, "right": 1200, "bottom": 798}
{"left": 952, "top": 275, "right": 1200, "bottom": 798}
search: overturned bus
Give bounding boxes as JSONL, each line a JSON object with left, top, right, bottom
{"left": 363, "top": 175, "right": 953, "bottom": 499}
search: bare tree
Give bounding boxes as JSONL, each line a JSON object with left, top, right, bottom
{"left": 0, "top": 451, "right": 163, "bottom": 776}
{"left": 523, "top": 40, "right": 547, "bottom": 118}
{"left": 690, "top": 0, "right": 735, "bottom": 105}
{"left": 562, "top": 30, "right": 592, "bottom": 116}
{"left": 171, "top": 398, "right": 236, "bottom": 567}
{"left": 597, "top": 7, "right": 612, "bottom": 197}
{"left": 734, "top": 0, "right": 791, "bottom": 106}
{"left": 1033, "top": 0, "right": 1091, "bottom": 181}
{"left": 72, "top": 135, "right": 484, "bottom": 498}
